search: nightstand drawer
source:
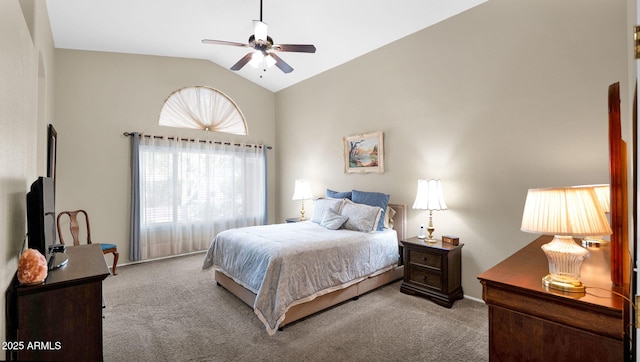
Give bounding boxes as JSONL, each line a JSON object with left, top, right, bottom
{"left": 407, "top": 267, "right": 442, "bottom": 290}
{"left": 408, "top": 249, "right": 441, "bottom": 270}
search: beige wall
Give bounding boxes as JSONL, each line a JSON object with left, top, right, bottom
{"left": 0, "top": 0, "right": 55, "bottom": 346}
{"left": 275, "top": 0, "right": 629, "bottom": 299}
{"left": 53, "top": 50, "right": 276, "bottom": 266}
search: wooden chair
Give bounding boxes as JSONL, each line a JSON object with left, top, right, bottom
{"left": 56, "top": 209, "right": 119, "bottom": 275}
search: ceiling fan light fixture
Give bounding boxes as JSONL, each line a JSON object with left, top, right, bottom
{"left": 250, "top": 51, "right": 264, "bottom": 67}
{"left": 264, "top": 54, "right": 276, "bottom": 68}
{"left": 253, "top": 20, "right": 268, "bottom": 43}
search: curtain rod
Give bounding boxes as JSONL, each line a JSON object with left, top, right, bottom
{"left": 122, "top": 132, "right": 272, "bottom": 150}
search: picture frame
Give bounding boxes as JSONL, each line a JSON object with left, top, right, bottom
{"left": 343, "top": 131, "right": 384, "bottom": 174}
{"left": 47, "top": 124, "right": 57, "bottom": 179}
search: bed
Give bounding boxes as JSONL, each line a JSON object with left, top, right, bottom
{"left": 202, "top": 195, "right": 406, "bottom": 335}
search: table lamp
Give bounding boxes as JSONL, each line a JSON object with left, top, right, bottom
{"left": 412, "top": 179, "right": 447, "bottom": 242}
{"left": 520, "top": 187, "right": 612, "bottom": 292}
{"left": 573, "top": 184, "right": 610, "bottom": 247}
{"left": 292, "top": 179, "right": 313, "bottom": 221}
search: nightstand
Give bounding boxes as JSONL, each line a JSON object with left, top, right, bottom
{"left": 285, "top": 217, "right": 302, "bottom": 223}
{"left": 400, "top": 237, "right": 464, "bottom": 308}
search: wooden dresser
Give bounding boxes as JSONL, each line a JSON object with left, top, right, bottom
{"left": 478, "top": 236, "right": 627, "bottom": 361}
{"left": 7, "top": 244, "right": 110, "bottom": 361}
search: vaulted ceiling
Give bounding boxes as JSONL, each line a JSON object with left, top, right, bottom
{"left": 45, "top": 0, "right": 487, "bottom": 92}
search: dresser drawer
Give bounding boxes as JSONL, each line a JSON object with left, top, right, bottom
{"left": 407, "top": 266, "right": 442, "bottom": 290}
{"left": 408, "top": 249, "right": 442, "bottom": 270}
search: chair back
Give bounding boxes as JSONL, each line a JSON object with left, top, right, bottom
{"left": 57, "top": 210, "right": 93, "bottom": 246}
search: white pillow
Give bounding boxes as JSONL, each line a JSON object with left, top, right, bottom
{"left": 311, "top": 198, "right": 345, "bottom": 224}
{"left": 340, "top": 199, "right": 383, "bottom": 233}
{"left": 384, "top": 206, "right": 396, "bottom": 229}
{"left": 320, "top": 208, "right": 349, "bottom": 230}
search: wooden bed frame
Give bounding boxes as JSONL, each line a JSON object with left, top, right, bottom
{"left": 215, "top": 203, "right": 407, "bottom": 329}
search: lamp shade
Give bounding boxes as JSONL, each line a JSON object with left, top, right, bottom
{"left": 520, "top": 187, "right": 612, "bottom": 237}
{"left": 592, "top": 184, "right": 611, "bottom": 213}
{"left": 412, "top": 179, "right": 447, "bottom": 211}
{"left": 571, "top": 184, "right": 610, "bottom": 214}
{"left": 292, "top": 179, "right": 313, "bottom": 200}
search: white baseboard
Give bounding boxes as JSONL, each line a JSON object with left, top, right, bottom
{"left": 115, "top": 250, "right": 207, "bottom": 268}
{"left": 463, "top": 294, "right": 485, "bottom": 304}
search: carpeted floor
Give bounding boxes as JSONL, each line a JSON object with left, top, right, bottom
{"left": 102, "top": 252, "right": 488, "bottom": 362}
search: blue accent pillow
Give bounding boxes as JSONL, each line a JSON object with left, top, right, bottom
{"left": 326, "top": 189, "right": 352, "bottom": 200}
{"left": 351, "top": 190, "right": 389, "bottom": 231}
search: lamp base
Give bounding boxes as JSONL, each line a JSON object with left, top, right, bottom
{"left": 542, "top": 274, "right": 585, "bottom": 293}
{"left": 299, "top": 201, "right": 306, "bottom": 221}
{"left": 581, "top": 237, "right": 608, "bottom": 248}
{"left": 540, "top": 235, "right": 588, "bottom": 293}
{"left": 418, "top": 231, "right": 437, "bottom": 243}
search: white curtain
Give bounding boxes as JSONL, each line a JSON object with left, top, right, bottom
{"left": 137, "top": 136, "right": 266, "bottom": 260}
{"left": 158, "top": 86, "right": 248, "bottom": 135}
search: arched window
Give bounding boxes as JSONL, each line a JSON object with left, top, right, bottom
{"left": 158, "top": 86, "right": 248, "bottom": 135}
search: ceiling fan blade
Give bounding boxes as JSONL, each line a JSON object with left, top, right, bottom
{"left": 272, "top": 44, "right": 316, "bottom": 53}
{"left": 253, "top": 20, "right": 268, "bottom": 43}
{"left": 268, "top": 53, "right": 293, "bottom": 73}
{"left": 202, "top": 39, "right": 248, "bottom": 48}
{"left": 230, "top": 53, "right": 254, "bottom": 71}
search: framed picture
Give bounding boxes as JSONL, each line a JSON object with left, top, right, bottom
{"left": 47, "top": 124, "right": 57, "bottom": 179}
{"left": 343, "top": 131, "right": 384, "bottom": 174}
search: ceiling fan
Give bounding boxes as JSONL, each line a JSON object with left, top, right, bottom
{"left": 201, "top": 0, "right": 316, "bottom": 74}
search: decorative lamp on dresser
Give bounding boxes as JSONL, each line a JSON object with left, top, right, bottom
{"left": 478, "top": 236, "right": 628, "bottom": 361}
{"left": 6, "top": 244, "right": 110, "bottom": 361}
{"left": 477, "top": 81, "right": 634, "bottom": 361}
{"left": 400, "top": 237, "right": 463, "bottom": 308}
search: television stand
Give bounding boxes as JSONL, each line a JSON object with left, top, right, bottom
{"left": 6, "top": 244, "right": 110, "bottom": 361}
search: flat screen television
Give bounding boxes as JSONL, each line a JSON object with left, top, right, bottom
{"left": 26, "top": 176, "right": 57, "bottom": 262}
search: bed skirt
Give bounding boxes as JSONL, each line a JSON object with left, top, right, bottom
{"left": 215, "top": 264, "right": 404, "bottom": 329}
